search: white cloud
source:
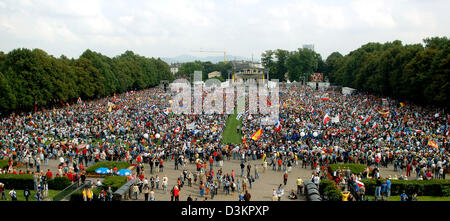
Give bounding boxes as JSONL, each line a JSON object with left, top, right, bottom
{"left": 0, "top": 0, "right": 448, "bottom": 59}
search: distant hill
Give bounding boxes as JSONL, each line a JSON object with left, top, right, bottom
{"left": 161, "top": 54, "right": 251, "bottom": 64}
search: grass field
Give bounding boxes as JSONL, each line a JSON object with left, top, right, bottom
{"left": 0, "top": 189, "right": 60, "bottom": 201}
{"left": 222, "top": 96, "right": 245, "bottom": 144}
{"left": 221, "top": 112, "right": 243, "bottom": 144}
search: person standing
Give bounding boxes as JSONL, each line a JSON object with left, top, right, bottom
{"left": 173, "top": 186, "right": 180, "bottom": 201}
{"left": 283, "top": 171, "right": 288, "bottom": 186}
{"left": 24, "top": 187, "right": 31, "bottom": 201}
{"left": 143, "top": 184, "right": 150, "bottom": 201}
{"left": 296, "top": 177, "right": 303, "bottom": 195}
{"left": 375, "top": 177, "right": 382, "bottom": 201}
{"left": 243, "top": 190, "right": 251, "bottom": 201}
{"left": 107, "top": 186, "right": 113, "bottom": 201}
{"left": 9, "top": 188, "right": 17, "bottom": 201}
{"left": 0, "top": 183, "right": 6, "bottom": 200}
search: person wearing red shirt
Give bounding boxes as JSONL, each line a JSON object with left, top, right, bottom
{"left": 137, "top": 155, "right": 142, "bottom": 163}
{"left": 139, "top": 173, "right": 145, "bottom": 181}
{"left": 19, "top": 170, "right": 23, "bottom": 175}
{"left": 173, "top": 186, "right": 180, "bottom": 201}
{"left": 46, "top": 169, "right": 53, "bottom": 179}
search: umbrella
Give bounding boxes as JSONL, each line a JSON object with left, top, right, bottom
{"left": 95, "top": 167, "right": 111, "bottom": 174}
{"left": 116, "top": 169, "right": 132, "bottom": 176}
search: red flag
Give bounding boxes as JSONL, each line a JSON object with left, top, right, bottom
{"left": 323, "top": 114, "right": 331, "bottom": 125}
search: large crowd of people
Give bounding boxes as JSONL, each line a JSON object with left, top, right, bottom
{"left": 0, "top": 83, "right": 448, "bottom": 201}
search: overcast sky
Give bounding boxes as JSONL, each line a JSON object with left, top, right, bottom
{"left": 0, "top": 0, "right": 449, "bottom": 61}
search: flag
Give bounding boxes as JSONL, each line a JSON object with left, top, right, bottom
{"left": 267, "top": 98, "right": 272, "bottom": 106}
{"left": 108, "top": 105, "right": 112, "bottom": 113}
{"left": 251, "top": 128, "right": 263, "bottom": 141}
{"left": 174, "top": 127, "right": 181, "bottom": 133}
{"left": 400, "top": 102, "right": 405, "bottom": 107}
{"left": 150, "top": 105, "right": 157, "bottom": 110}
{"left": 274, "top": 120, "right": 281, "bottom": 133}
{"left": 320, "top": 96, "right": 330, "bottom": 101}
{"left": 163, "top": 109, "right": 170, "bottom": 116}
{"left": 363, "top": 115, "right": 371, "bottom": 125}
{"left": 352, "top": 127, "right": 360, "bottom": 133}
{"left": 331, "top": 114, "right": 340, "bottom": 123}
{"left": 428, "top": 140, "right": 438, "bottom": 148}
{"left": 372, "top": 122, "right": 378, "bottom": 129}
{"left": 242, "top": 135, "right": 248, "bottom": 148}
{"left": 323, "top": 114, "right": 331, "bottom": 125}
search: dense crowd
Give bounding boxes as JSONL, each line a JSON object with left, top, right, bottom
{"left": 0, "top": 83, "right": 448, "bottom": 201}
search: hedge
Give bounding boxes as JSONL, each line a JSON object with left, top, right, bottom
{"left": 47, "top": 177, "right": 72, "bottom": 190}
{"left": 0, "top": 160, "right": 17, "bottom": 170}
{"left": 329, "top": 163, "right": 366, "bottom": 175}
{"left": 318, "top": 179, "right": 342, "bottom": 201}
{"left": 85, "top": 161, "right": 130, "bottom": 174}
{"left": 69, "top": 176, "right": 127, "bottom": 201}
{"left": 0, "top": 174, "right": 34, "bottom": 189}
{"left": 361, "top": 179, "right": 450, "bottom": 196}
{"left": 102, "top": 176, "right": 127, "bottom": 192}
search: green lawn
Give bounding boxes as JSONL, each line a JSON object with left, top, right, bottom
{"left": 366, "top": 195, "right": 450, "bottom": 201}
{"left": 221, "top": 96, "right": 245, "bottom": 145}
{"left": 0, "top": 189, "right": 60, "bottom": 201}
{"left": 221, "top": 112, "right": 243, "bottom": 144}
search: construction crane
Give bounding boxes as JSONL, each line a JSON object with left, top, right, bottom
{"left": 191, "top": 50, "right": 227, "bottom": 63}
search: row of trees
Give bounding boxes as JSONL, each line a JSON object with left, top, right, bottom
{"left": 261, "top": 48, "right": 326, "bottom": 82}
{"left": 261, "top": 37, "right": 449, "bottom": 108}
{"left": 327, "top": 37, "right": 449, "bottom": 108}
{"left": 0, "top": 48, "right": 174, "bottom": 113}
{"left": 176, "top": 61, "right": 232, "bottom": 81}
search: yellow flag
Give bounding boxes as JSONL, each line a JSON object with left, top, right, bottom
{"left": 108, "top": 105, "right": 112, "bottom": 113}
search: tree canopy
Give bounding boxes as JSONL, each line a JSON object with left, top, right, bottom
{"left": 0, "top": 48, "right": 174, "bottom": 114}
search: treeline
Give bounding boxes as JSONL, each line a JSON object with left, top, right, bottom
{"left": 176, "top": 60, "right": 232, "bottom": 81}
{"left": 262, "top": 36, "right": 449, "bottom": 108}
{"left": 0, "top": 49, "right": 174, "bottom": 113}
{"left": 261, "top": 48, "right": 326, "bottom": 82}
{"left": 327, "top": 37, "right": 449, "bottom": 108}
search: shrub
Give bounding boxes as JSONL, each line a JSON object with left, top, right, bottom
{"left": 361, "top": 179, "right": 450, "bottom": 196}
{"left": 0, "top": 174, "right": 34, "bottom": 189}
{"left": 102, "top": 176, "right": 127, "bottom": 192}
{"left": 327, "top": 189, "right": 343, "bottom": 201}
{"left": 319, "top": 179, "right": 335, "bottom": 195}
{"left": 48, "top": 177, "right": 72, "bottom": 190}
{"left": 329, "top": 163, "right": 366, "bottom": 175}
{"left": 318, "top": 179, "right": 342, "bottom": 201}
{"left": 442, "top": 186, "right": 450, "bottom": 197}
{"left": 0, "top": 160, "right": 17, "bottom": 170}
{"left": 85, "top": 161, "right": 130, "bottom": 174}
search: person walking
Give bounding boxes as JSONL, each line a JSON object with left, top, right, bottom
{"left": 283, "top": 171, "right": 288, "bottom": 186}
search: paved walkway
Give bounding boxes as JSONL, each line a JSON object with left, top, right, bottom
{"left": 19, "top": 158, "right": 447, "bottom": 201}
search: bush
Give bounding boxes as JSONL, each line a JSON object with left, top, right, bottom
{"left": 102, "top": 176, "right": 127, "bottom": 192}
{"left": 327, "top": 189, "right": 343, "bottom": 201}
{"left": 318, "top": 179, "right": 342, "bottom": 201}
{"left": 0, "top": 174, "right": 34, "bottom": 189}
{"left": 361, "top": 179, "right": 450, "bottom": 196}
{"left": 85, "top": 161, "right": 130, "bottom": 174}
{"left": 442, "top": 186, "right": 450, "bottom": 197}
{"left": 48, "top": 177, "right": 72, "bottom": 190}
{"left": 319, "top": 179, "right": 335, "bottom": 195}
{"left": 0, "top": 160, "right": 17, "bottom": 170}
{"left": 329, "top": 163, "right": 366, "bottom": 175}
